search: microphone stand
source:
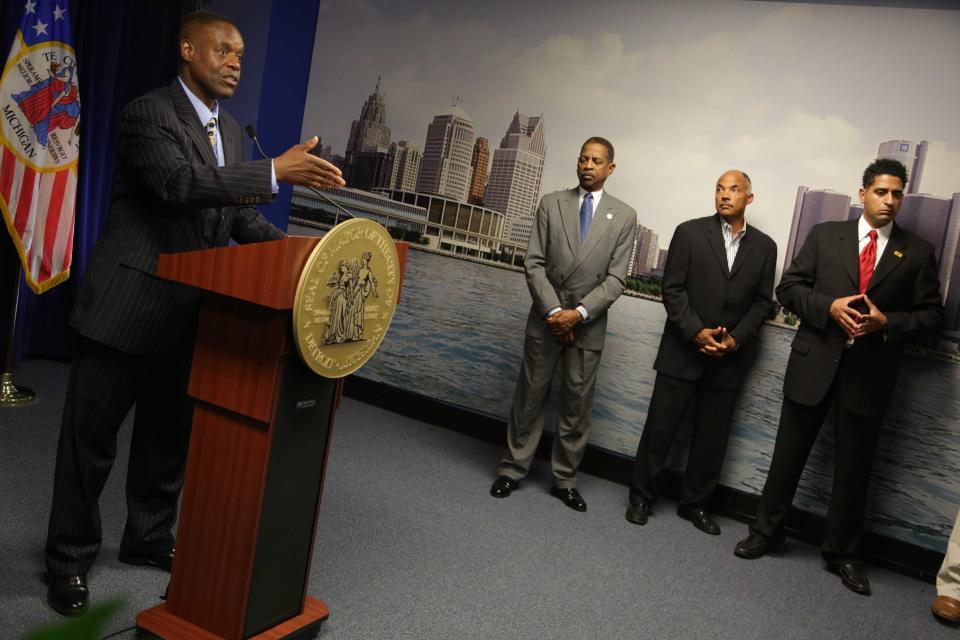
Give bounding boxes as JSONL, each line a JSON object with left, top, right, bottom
{"left": 245, "top": 127, "right": 353, "bottom": 227}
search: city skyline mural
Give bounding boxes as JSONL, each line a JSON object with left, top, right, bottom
{"left": 303, "top": 0, "right": 960, "bottom": 275}
{"left": 297, "top": 0, "right": 960, "bottom": 553}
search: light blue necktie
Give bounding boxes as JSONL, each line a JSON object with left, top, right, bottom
{"left": 579, "top": 192, "right": 593, "bottom": 242}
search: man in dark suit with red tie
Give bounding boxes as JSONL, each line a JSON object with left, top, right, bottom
{"left": 734, "top": 159, "right": 944, "bottom": 596}
{"left": 44, "top": 12, "right": 345, "bottom": 616}
{"left": 625, "top": 170, "right": 776, "bottom": 535}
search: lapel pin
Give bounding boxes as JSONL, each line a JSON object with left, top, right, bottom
{"left": 606, "top": 213, "right": 613, "bottom": 220}
{"left": 894, "top": 250, "right": 903, "bottom": 258}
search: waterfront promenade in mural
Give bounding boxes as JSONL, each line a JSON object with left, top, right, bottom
{"left": 358, "top": 249, "right": 959, "bottom": 553}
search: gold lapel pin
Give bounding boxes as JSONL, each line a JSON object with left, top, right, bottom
{"left": 894, "top": 250, "right": 903, "bottom": 258}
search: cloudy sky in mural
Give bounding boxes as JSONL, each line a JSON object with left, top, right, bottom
{"left": 302, "top": 0, "right": 960, "bottom": 263}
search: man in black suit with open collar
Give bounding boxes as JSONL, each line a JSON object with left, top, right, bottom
{"left": 735, "top": 159, "right": 944, "bottom": 596}
{"left": 44, "top": 11, "right": 345, "bottom": 616}
{"left": 626, "top": 170, "right": 776, "bottom": 535}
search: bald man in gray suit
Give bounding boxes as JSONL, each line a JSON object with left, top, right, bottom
{"left": 490, "top": 137, "right": 637, "bottom": 512}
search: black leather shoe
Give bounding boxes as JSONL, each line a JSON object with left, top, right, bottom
{"left": 825, "top": 558, "right": 871, "bottom": 596}
{"left": 734, "top": 531, "right": 784, "bottom": 559}
{"left": 550, "top": 487, "right": 586, "bottom": 512}
{"left": 677, "top": 505, "right": 721, "bottom": 535}
{"left": 118, "top": 545, "right": 174, "bottom": 572}
{"left": 625, "top": 497, "right": 650, "bottom": 525}
{"left": 47, "top": 574, "right": 89, "bottom": 617}
{"left": 490, "top": 476, "right": 519, "bottom": 498}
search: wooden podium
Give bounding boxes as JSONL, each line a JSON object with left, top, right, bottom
{"left": 136, "top": 236, "right": 407, "bottom": 640}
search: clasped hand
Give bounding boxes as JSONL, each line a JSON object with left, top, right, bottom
{"left": 829, "top": 294, "right": 886, "bottom": 339}
{"left": 548, "top": 309, "right": 582, "bottom": 344}
{"left": 694, "top": 326, "right": 737, "bottom": 359}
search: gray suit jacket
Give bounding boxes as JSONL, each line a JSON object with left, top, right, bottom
{"left": 523, "top": 188, "right": 637, "bottom": 351}
{"left": 71, "top": 80, "right": 284, "bottom": 357}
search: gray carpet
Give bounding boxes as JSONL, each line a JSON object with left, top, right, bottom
{"left": 0, "top": 359, "right": 955, "bottom": 639}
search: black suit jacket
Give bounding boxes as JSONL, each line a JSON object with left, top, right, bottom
{"left": 71, "top": 80, "right": 284, "bottom": 357}
{"left": 654, "top": 214, "right": 777, "bottom": 389}
{"left": 778, "top": 219, "right": 943, "bottom": 416}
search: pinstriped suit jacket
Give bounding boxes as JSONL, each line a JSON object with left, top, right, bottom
{"left": 71, "top": 80, "right": 284, "bottom": 357}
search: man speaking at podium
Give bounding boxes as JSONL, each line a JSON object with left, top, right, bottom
{"left": 44, "top": 11, "right": 344, "bottom": 616}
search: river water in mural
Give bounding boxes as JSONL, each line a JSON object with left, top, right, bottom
{"left": 359, "top": 249, "right": 959, "bottom": 552}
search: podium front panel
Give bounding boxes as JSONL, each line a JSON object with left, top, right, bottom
{"left": 244, "top": 356, "right": 337, "bottom": 637}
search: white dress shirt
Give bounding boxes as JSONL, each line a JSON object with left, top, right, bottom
{"left": 857, "top": 214, "right": 892, "bottom": 268}
{"left": 719, "top": 217, "right": 747, "bottom": 270}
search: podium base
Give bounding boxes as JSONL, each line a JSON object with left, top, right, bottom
{"left": 136, "top": 596, "right": 329, "bottom": 640}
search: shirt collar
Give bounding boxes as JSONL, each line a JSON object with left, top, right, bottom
{"left": 178, "top": 76, "right": 219, "bottom": 126}
{"left": 858, "top": 214, "right": 892, "bottom": 243}
{"left": 719, "top": 216, "right": 747, "bottom": 237}
{"left": 578, "top": 186, "right": 603, "bottom": 201}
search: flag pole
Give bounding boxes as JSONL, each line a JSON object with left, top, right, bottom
{"left": 0, "top": 240, "right": 34, "bottom": 406}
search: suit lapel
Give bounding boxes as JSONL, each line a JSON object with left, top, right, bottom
{"left": 567, "top": 193, "right": 618, "bottom": 275}
{"left": 578, "top": 196, "right": 613, "bottom": 255}
{"left": 705, "top": 217, "right": 730, "bottom": 278}
{"left": 728, "top": 231, "right": 753, "bottom": 279}
{"left": 171, "top": 80, "right": 218, "bottom": 167}
{"left": 221, "top": 118, "right": 239, "bottom": 165}
{"left": 867, "top": 223, "right": 907, "bottom": 294}
{"left": 837, "top": 220, "right": 860, "bottom": 290}
{"left": 558, "top": 188, "right": 580, "bottom": 256}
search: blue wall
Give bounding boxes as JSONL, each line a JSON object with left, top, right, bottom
{"left": 229, "top": 0, "right": 322, "bottom": 231}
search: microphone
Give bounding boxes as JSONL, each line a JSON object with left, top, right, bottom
{"left": 244, "top": 124, "right": 353, "bottom": 225}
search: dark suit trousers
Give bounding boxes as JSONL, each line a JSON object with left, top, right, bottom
{"left": 45, "top": 334, "right": 195, "bottom": 576}
{"left": 751, "top": 358, "right": 882, "bottom": 559}
{"left": 629, "top": 371, "right": 738, "bottom": 507}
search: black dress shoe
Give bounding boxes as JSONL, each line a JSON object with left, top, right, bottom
{"left": 550, "top": 487, "right": 586, "bottom": 512}
{"left": 677, "top": 505, "right": 721, "bottom": 535}
{"left": 825, "top": 558, "right": 871, "bottom": 596}
{"left": 47, "top": 574, "right": 89, "bottom": 617}
{"left": 625, "top": 497, "right": 649, "bottom": 525}
{"left": 734, "top": 531, "right": 784, "bottom": 559}
{"left": 118, "top": 545, "right": 174, "bottom": 572}
{"left": 490, "top": 476, "right": 519, "bottom": 498}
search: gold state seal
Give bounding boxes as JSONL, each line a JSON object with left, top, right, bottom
{"left": 292, "top": 219, "right": 400, "bottom": 378}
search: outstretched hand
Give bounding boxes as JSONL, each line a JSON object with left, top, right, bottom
{"left": 274, "top": 136, "right": 345, "bottom": 190}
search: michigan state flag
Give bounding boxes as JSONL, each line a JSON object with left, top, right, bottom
{"left": 0, "top": 0, "right": 79, "bottom": 293}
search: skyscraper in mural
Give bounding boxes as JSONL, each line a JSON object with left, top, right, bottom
{"left": 484, "top": 111, "right": 547, "bottom": 248}
{"left": 877, "top": 139, "right": 927, "bottom": 194}
{"left": 945, "top": 193, "right": 960, "bottom": 333}
{"left": 629, "top": 224, "right": 658, "bottom": 277}
{"left": 783, "top": 186, "right": 852, "bottom": 272}
{"left": 468, "top": 137, "right": 490, "bottom": 205}
{"left": 385, "top": 140, "right": 422, "bottom": 192}
{"left": 416, "top": 103, "right": 476, "bottom": 202}
{"left": 345, "top": 77, "right": 391, "bottom": 185}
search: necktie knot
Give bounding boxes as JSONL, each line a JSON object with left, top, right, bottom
{"left": 869, "top": 229, "right": 878, "bottom": 242}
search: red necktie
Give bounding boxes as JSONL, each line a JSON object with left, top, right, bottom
{"left": 859, "top": 229, "right": 878, "bottom": 294}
